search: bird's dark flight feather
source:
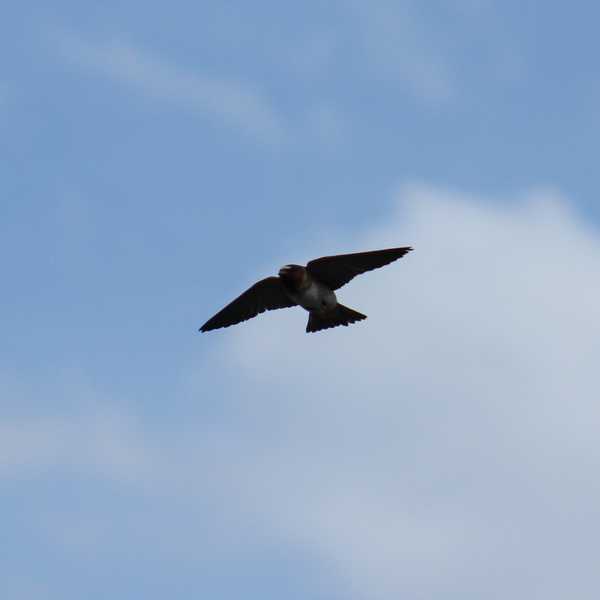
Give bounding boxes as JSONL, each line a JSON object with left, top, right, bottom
{"left": 306, "top": 304, "right": 367, "bottom": 333}
{"left": 306, "top": 247, "right": 413, "bottom": 290}
{"left": 200, "top": 276, "right": 296, "bottom": 332}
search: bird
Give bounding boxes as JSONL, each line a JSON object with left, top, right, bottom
{"left": 199, "top": 246, "right": 413, "bottom": 334}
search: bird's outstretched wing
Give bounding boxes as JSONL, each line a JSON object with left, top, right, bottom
{"left": 200, "top": 276, "right": 297, "bottom": 332}
{"left": 306, "top": 247, "right": 412, "bottom": 290}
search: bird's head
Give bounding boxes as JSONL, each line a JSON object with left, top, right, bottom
{"left": 278, "top": 264, "right": 306, "bottom": 287}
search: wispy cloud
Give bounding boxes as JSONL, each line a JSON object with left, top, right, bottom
{"left": 0, "top": 413, "right": 157, "bottom": 483}
{"left": 0, "top": 82, "right": 12, "bottom": 118}
{"left": 350, "top": 2, "right": 456, "bottom": 104}
{"left": 345, "top": 1, "right": 519, "bottom": 104}
{"left": 4, "top": 184, "right": 600, "bottom": 599}
{"left": 224, "top": 183, "right": 600, "bottom": 599}
{"left": 55, "top": 32, "right": 287, "bottom": 144}
{"left": 303, "top": 102, "right": 348, "bottom": 151}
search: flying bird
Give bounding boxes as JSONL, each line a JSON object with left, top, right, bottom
{"left": 200, "top": 246, "right": 413, "bottom": 333}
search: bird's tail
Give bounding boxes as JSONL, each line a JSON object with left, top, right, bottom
{"left": 306, "top": 304, "right": 367, "bottom": 333}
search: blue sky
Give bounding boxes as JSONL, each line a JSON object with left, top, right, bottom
{"left": 3, "top": 2, "right": 600, "bottom": 599}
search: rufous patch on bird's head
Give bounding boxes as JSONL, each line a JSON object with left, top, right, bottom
{"left": 278, "top": 264, "right": 306, "bottom": 286}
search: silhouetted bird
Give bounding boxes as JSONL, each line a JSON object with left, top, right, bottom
{"left": 200, "top": 246, "right": 413, "bottom": 333}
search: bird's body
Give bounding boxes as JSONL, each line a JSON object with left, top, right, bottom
{"left": 278, "top": 265, "right": 336, "bottom": 311}
{"left": 200, "top": 246, "right": 412, "bottom": 334}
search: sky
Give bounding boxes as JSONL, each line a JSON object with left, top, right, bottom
{"left": 2, "top": 1, "right": 600, "bottom": 598}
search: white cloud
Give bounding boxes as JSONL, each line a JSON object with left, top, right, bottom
{"left": 221, "top": 183, "right": 600, "bottom": 599}
{"left": 4, "top": 184, "right": 600, "bottom": 598}
{"left": 55, "top": 32, "right": 286, "bottom": 144}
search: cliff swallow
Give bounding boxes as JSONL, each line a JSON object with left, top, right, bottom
{"left": 200, "top": 246, "right": 412, "bottom": 333}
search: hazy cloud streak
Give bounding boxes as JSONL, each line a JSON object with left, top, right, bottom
{"left": 56, "top": 33, "right": 287, "bottom": 144}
